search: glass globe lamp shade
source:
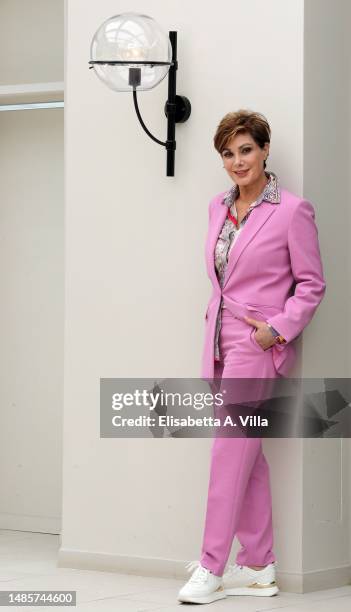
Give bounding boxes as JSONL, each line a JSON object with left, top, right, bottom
{"left": 90, "top": 12, "right": 172, "bottom": 92}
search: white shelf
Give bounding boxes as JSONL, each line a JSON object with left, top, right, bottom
{"left": 0, "top": 82, "right": 64, "bottom": 104}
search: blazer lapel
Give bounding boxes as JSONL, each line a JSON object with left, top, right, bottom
{"left": 222, "top": 203, "right": 277, "bottom": 289}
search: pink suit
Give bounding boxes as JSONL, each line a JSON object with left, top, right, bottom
{"left": 199, "top": 188, "right": 326, "bottom": 576}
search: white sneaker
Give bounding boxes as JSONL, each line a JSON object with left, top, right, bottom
{"left": 177, "top": 560, "right": 226, "bottom": 604}
{"left": 223, "top": 562, "right": 279, "bottom": 596}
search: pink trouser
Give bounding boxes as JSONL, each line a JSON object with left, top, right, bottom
{"left": 200, "top": 308, "right": 278, "bottom": 576}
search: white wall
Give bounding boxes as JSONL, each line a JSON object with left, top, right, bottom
{"left": 303, "top": 0, "right": 349, "bottom": 378}
{"left": 61, "top": 0, "right": 311, "bottom": 588}
{"left": 0, "top": 0, "right": 64, "bottom": 533}
{"left": 0, "top": 0, "right": 63, "bottom": 85}
{"left": 0, "top": 108, "right": 64, "bottom": 532}
{"left": 302, "top": 0, "right": 351, "bottom": 589}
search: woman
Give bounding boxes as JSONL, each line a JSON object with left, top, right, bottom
{"left": 177, "top": 110, "right": 326, "bottom": 604}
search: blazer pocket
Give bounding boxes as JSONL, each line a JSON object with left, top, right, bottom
{"left": 249, "top": 327, "right": 273, "bottom": 352}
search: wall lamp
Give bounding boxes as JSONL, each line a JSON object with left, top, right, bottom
{"left": 89, "top": 12, "right": 191, "bottom": 177}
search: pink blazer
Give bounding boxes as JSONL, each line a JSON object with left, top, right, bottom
{"left": 201, "top": 187, "right": 326, "bottom": 379}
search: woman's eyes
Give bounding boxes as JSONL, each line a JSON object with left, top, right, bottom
{"left": 223, "top": 148, "right": 251, "bottom": 157}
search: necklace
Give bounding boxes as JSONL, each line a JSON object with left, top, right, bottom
{"left": 236, "top": 198, "right": 255, "bottom": 206}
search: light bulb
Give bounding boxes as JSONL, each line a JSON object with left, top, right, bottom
{"left": 120, "top": 47, "right": 147, "bottom": 62}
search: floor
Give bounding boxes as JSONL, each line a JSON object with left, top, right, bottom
{"left": 1, "top": 530, "right": 351, "bottom": 611}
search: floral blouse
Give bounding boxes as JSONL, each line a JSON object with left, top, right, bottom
{"left": 213, "top": 171, "right": 281, "bottom": 361}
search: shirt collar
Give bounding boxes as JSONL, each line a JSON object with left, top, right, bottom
{"left": 222, "top": 171, "right": 281, "bottom": 208}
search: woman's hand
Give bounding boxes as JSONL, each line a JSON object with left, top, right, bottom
{"left": 244, "top": 316, "right": 276, "bottom": 350}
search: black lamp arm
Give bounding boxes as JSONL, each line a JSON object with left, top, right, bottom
{"left": 132, "top": 88, "right": 166, "bottom": 148}
{"left": 130, "top": 31, "right": 190, "bottom": 176}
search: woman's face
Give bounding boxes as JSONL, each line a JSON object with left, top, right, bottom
{"left": 221, "top": 132, "right": 269, "bottom": 187}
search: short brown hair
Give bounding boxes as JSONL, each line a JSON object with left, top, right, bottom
{"left": 214, "top": 109, "right": 271, "bottom": 169}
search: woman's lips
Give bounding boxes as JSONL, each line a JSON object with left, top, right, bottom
{"left": 235, "top": 169, "right": 249, "bottom": 176}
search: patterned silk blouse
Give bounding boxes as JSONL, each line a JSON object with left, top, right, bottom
{"left": 213, "top": 170, "right": 281, "bottom": 361}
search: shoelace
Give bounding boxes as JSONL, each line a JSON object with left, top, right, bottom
{"left": 185, "top": 560, "right": 210, "bottom": 584}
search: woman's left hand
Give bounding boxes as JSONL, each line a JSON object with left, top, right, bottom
{"left": 244, "top": 316, "right": 276, "bottom": 350}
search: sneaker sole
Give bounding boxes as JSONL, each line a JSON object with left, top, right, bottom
{"left": 225, "top": 584, "right": 279, "bottom": 597}
{"left": 178, "top": 586, "right": 227, "bottom": 604}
